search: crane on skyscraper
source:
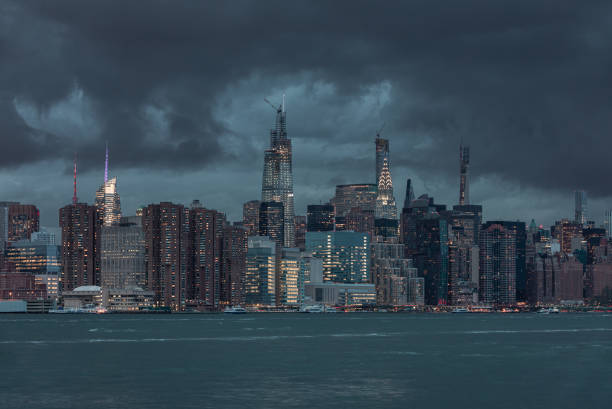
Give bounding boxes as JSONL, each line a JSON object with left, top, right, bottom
{"left": 376, "top": 122, "right": 386, "bottom": 138}
{"left": 264, "top": 97, "right": 282, "bottom": 113}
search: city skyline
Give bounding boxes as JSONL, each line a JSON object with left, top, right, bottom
{"left": 2, "top": 2, "right": 612, "bottom": 227}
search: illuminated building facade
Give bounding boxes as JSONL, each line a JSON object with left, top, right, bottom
{"left": 343, "top": 207, "right": 375, "bottom": 238}
{"left": 374, "top": 137, "right": 398, "bottom": 220}
{"left": 4, "top": 239, "right": 61, "bottom": 276}
{"left": 305, "top": 231, "right": 370, "bottom": 283}
{"left": 242, "top": 200, "right": 261, "bottom": 236}
{"left": 59, "top": 203, "right": 97, "bottom": 291}
{"left": 185, "top": 203, "right": 225, "bottom": 309}
{"left": 279, "top": 247, "right": 301, "bottom": 305}
{"left": 307, "top": 204, "right": 335, "bottom": 232}
{"left": 259, "top": 201, "right": 284, "bottom": 249}
{"left": 294, "top": 215, "right": 307, "bottom": 251}
{"left": 245, "top": 236, "right": 276, "bottom": 306}
{"left": 142, "top": 202, "right": 189, "bottom": 310}
{"left": 371, "top": 237, "right": 417, "bottom": 306}
{"left": 261, "top": 99, "right": 295, "bottom": 248}
{"left": 95, "top": 177, "right": 122, "bottom": 227}
{"left": 479, "top": 222, "right": 518, "bottom": 305}
{"left": 7, "top": 203, "right": 39, "bottom": 244}
{"left": 331, "top": 184, "right": 377, "bottom": 222}
{"left": 221, "top": 225, "right": 248, "bottom": 306}
{"left": 100, "top": 217, "right": 146, "bottom": 289}
{"left": 0, "top": 272, "right": 47, "bottom": 301}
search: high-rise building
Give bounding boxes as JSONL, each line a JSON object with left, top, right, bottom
{"left": 261, "top": 97, "right": 295, "bottom": 248}
{"left": 95, "top": 145, "right": 121, "bottom": 227}
{"left": 374, "top": 137, "right": 398, "bottom": 220}
{"left": 413, "top": 216, "right": 449, "bottom": 305}
{"left": 403, "top": 179, "right": 415, "bottom": 210}
{"left": 343, "top": 207, "right": 375, "bottom": 238}
{"left": 100, "top": 216, "right": 145, "bottom": 289}
{"left": 574, "top": 190, "right": 588, "bottom": 226}
{"left": 259, "top": 201, "right": 284, "bottom": 249}
{"left": 305, "top": 231, "right": 370, "bottom": 283}
{"left": 331, "top": 184, "right": 377, "bottom": 220}
{"left": 221, "top": 225, "right": 248, "bottom": 306}
{"left": 242, "top": 200, "right": 261, "bottom": 236}
{"left": 279, "top": 247, "right": 301, "bottom": 305}
{"left": 294, "top": 215, "right": 307, "bottom": 251}
{"left": 4, "top": 238, "right": 61, "bottom": 276}
{"left": 245, "top": 236, "right": 276, "bottom": 306}
{"left": 479, "top": 222, "right": 521, "bottom": 305}
{"left": 306, "top": 204, "right": 335, "bottom": 232}
{"left": 142, "top": 202, "right": 189, "bottom": 310}
{"left": 7, "top": 204, "right": 39, "bottom": 244}
{"left": 0, "top": 202, "right": 18, "bottom": 251}
{"left": 459, "top": 144, "right": 470, "bottom": 205}
{"left": 59, "top": 203, "right": 97, "bottom": 292}
{"left": 371, "top": 237, "right": 419, "bottom": 306}
{"left": 186, "top": 203, "right": 225, "bottom": 309}
{"left": 551, "top": 219, "right": 583, "bottom": 255}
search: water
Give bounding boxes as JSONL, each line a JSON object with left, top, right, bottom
{"left": 1, "top": 313, "right": 611, "bottom": 409}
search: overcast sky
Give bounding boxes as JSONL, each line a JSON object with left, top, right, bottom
{"left": 1, "top": 1, "right": 611, "bottom": 227}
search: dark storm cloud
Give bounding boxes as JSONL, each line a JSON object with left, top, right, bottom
{"left": 1, "top": 0, "right": 612, "bottom": 199}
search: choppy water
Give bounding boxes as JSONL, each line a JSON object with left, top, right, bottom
{"left": 1, "top": 313, "right": 611, "bottom": 409}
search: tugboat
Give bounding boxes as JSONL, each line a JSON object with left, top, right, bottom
{"left": 224, "top": 305, "right": 247, "bottom": 314}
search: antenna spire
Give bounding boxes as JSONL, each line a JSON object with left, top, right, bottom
{"left": 104, "top": 141, "right": 109, "bottom": 183}
{"left": 282, "top": 94, "right": 285, "bottom": 113}
{"left": 72, "top": 153, "right": 78, "bottom": 204}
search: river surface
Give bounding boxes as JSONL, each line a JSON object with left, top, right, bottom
{"left": 1, "top": 313, "right": 611, "bottom": 409}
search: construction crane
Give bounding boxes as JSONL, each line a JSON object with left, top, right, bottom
{"left": 264, "top": 98, "right": 281, "bottom": 112}
{"left": 376, "top": 122, "right": 386, "bottom": 138}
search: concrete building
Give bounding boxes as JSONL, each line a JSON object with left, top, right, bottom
{"left": 479, "top": 222, "right": 519, "bottom": 305}
{"left": 59, "top": 203, "right": 98, "bottom": 291}
{"left": 104, "top": 287, "right": 154, "bottom": 311}
{"left": 62, "top": 285, "right": 103, "bottom": 309}
{"left": 0, "top": 272, "right": 47, "bottom": 301}
{"left": 371, "top": 237, "right": 418, "bottom": 306}
{"left": 143, "top": 202, "right": 189, "bottom": 310}
{"left": 242, "top": 200, "right": 260, "bottom": 236}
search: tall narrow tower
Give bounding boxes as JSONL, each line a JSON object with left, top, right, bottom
{"left": 374, "top": 134, "right": 398, "bottom": 219}
{"left": 261, "top": 96, "right": 295, "bottom": 248}
{"left": 574, "top": 190, "right": 587, "bottom": 226}
{"left": 95, "top": 144, "right": 121, "bottom": 226}
{"left": 459, "top": 144, "right": 470, "bottom": 205}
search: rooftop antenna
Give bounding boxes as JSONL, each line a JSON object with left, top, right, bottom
{"left": 72, "top": 153, "right": 78, "bottom": 204}
{"left": 282, "top": 93, "right": 286, "bottom": 113}
{"left": 104, "top": 141, "right": 109, "bottom": 183}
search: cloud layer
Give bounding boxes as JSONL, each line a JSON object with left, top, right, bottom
{"left": 1, "top": 1, "right": 611, "bottom": 226}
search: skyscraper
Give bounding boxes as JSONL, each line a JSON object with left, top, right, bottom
{"left": 261, "top": 97, "right": 295, "bottom": 248}
{"left": 7, "top": 204, "right": 40, "bottom": 244}
{"left": 142, "top": 202, "right": 189, "bottom": 310}
{"left": 59, "top": 203, "right": 97, "bottom": 291}
{"left": 306, "top": 204, "right": 335, "bottom": 232}
{"left": 574, "top": 190, "right": 588, "bottom": 226}
{"left": 479, "top": 222, "right": 521, "bottom": 305}
{"left": 245, "top": 236, "right": 276, "bottom": 306}
{"left": 242, "top": 200, "right": 261, "bottom": 236}
{"left": 306, "top": 231, "right": 370, "bottom": 283}
{"left": 95, "top": 145, "right": 121, "bottom": 227}
{"left": 259, "top": 201, "right": 284, "bottom": 249}
{"left": 374, "top": 137, "right": 398, "bottom": 220}
{"left": 186, "top": 203, "right": 225, "bottom": 309}
{"left": 100, "top": 216, "right": 145, "bottom": 289}
{"left": 221, "top": 225, "right": 248, "bottom": 306}
{"left": 331, "top": 184, "right": 377, "bottom": 219}
{"left": 403, "top": 179, "right": 415, "bottom": 210}
{"left": 459, "top": 144, "right": 470, "bottom": 205}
